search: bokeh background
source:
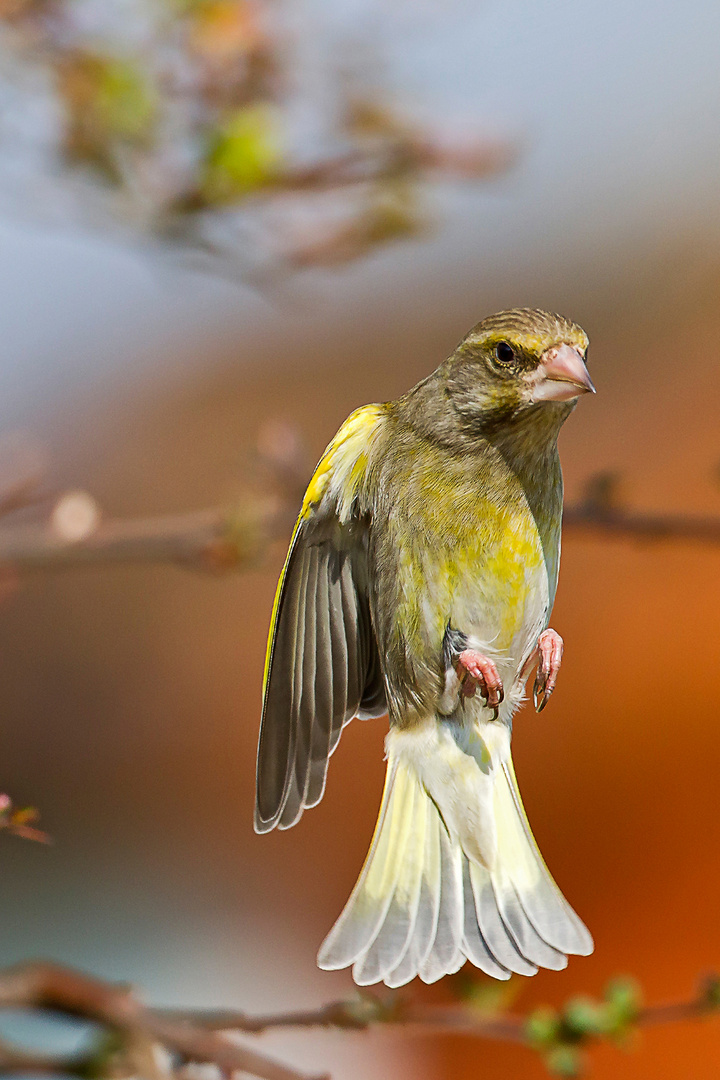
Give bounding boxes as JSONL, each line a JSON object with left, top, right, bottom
{"left": 1, "top": 0, "right": 720, "bottom": 1076}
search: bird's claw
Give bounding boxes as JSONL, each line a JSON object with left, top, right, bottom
{"left": 533, "top": 629, "right": 563, "bottom": 713}
{"left": 456, "top": 650, "right": 504, "bottom": 719}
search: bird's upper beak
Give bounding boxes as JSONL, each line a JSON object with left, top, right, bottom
{"left": 531, "top": 344, "right": 596, "bottom": 403}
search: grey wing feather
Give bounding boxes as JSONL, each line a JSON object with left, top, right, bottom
{"left": 255, "top": 521, "right": 386, "bottom": 834}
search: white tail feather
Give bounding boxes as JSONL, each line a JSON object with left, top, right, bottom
{"left": 317, "top": 722, "right": 592, "bottom": 987}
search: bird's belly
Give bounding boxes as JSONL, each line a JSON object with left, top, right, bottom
{"left": 444, "top": 524, "right": 550, "bottom": 680}
{"left": 384, "top": 471, "right": 557, "bottom": 723}
{"left": 453, "top": 569, "right": 548, "bottom": 677}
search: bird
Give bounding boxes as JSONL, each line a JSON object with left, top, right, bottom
{"left": 255, "top": 307, "right": 595, "bottom": 987}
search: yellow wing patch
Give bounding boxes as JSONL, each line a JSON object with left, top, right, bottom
{"left": 262, "top": 402, "right": 385, "bottom": 694}
{"left": 301, "top": 403, "right": 385, "bottom": 523}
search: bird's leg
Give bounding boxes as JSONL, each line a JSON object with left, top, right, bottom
{"left": 456, "top": 650, "right": 504, "bottom": 719}
{"left": 532, "top": 628, "right": 563, "bottom": 713}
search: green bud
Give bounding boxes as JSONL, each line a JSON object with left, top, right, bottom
{"left": 700, "top": 973, "right": 720, "bottom": 1009}
{"left": 604, "top": 977, "right": 641, "bottom": 1017}
{"left": 545, "top": 1045, "right": 582, "bottom": 1077}
{"left": 95, "top": 58, "right": 156, "bottom": 141}
{"left": 201, "top": 104, "right": 282, "bottom": 203}
{"left": 562, "top": 996, "right": 605, "bottom": 1039}
{"left": 341, "top": 992, "right": 392, "bottom": 1027}
{"left": 526, "top": 1006, "right": 560, "bottom": 1048}
{"left": 453, "top": 971, "right": 515, "bottom": 1013}
{"left": 602, "top": 977, "right": 641, "bottom": 1041}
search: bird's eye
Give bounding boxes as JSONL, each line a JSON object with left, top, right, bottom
{"left": 494, "top": 342, "right": 515, "bottom": 365}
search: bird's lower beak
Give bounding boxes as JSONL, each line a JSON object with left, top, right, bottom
{"left": 531, "top": 344, "right": 596, "bottom": 403}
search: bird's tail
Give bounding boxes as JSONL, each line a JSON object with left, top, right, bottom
{"left": 317, "top": 721, "right": 592, "bottom": 987}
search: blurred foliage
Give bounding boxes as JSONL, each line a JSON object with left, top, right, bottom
{"left": 0, "top": 793, "right": 49, "bottom": 842}
{"left": 58, "top": 53, "right": 158, "bottom": 175}
{"left": 0, "top": 0, "right": 512, "bottom": 266}
{"left": 200, "top": 102, "right": 281, "bottom": 202}
{"left": 446, "top": 969, "right": 720, "bottom": 1077}
{"left": 451, "top": 966, "right": 522, "bottom": 1014}
{"left": 524, "top": 978, "right": 642, "bottom": 1076}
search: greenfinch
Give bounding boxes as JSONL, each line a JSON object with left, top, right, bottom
{"left": 256, "top": 308, "right": 595, "bottom": 986}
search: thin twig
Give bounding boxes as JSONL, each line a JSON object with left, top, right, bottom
{"left": 564, "top": 504, "right": 720, "bottom": 542}
{"left": 0, "top": 504, "right": 277, "bottom": 574}
{"left": 563, "top": 471, "right": 720, "bottom": 543}
{"left": 156, "top": 1000, "right": 525, "bottom": 1041}
{"left": 158, "top": 1000, "right": 378, "bottom": 1033}
{"left": 262, "top": 133, "right": 515, "bottom": 195}
{"left": 155, "top": 987, "right": 720, "bottom": 1045}
{"left": 637, "top": 998, "right": 718, "bottom": 1027}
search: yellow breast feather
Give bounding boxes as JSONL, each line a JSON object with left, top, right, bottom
{"left": 388, "top": 449, "right": 547, "bottom": 660}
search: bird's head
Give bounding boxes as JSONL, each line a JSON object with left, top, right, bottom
{"left": 444, "top": 308, "right": 594, "bottom": 432}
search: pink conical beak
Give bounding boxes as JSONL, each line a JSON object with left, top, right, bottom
{"left": 532, "top": 344, "right": 595, "bottom": 403}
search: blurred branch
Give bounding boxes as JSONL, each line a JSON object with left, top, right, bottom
{"left": 564, "top": 471, "right": 720, "bottom": 543}
{"left": 154, "top": 976, "right": 720, "bottom": 1043}
{"left": 194, "top": 117, "right": 515, "bottom": 200}
{"left": 0, "top": 963, "right": 718, "bottom": 1079}
{"left": 3, "top": 461, "right": 720, "bottom": 585}
{"left": 0, "top": 962, "right": 326, "bottom": 1080}
{"left": 0, "top": 502, "right": 287, "bottom": 574}
{"left": 0, "top": 422, "right": 307, "bottom": 579}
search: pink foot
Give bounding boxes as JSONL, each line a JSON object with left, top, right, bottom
{"left": 456, "top": 650, "right": 504, "bottom": 719}
{"left": 533, "top": 629, "right": 563, "bottom": 713}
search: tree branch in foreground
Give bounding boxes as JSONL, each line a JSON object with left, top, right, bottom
{"left": 0, "top": 962, "right": 717, "bottom": 1078}
{"left": 0, "top": 962, "right": 326, "bottom": 1080}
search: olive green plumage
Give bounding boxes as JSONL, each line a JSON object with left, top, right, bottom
{"left": 256, "top": 308, "right": 594, "bottom": 986}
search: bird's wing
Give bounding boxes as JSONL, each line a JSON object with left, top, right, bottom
{"left": 255, "top": 404, "right": 387, "bottom": 833}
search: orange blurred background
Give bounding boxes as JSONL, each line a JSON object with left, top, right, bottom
{"left": 2, "top": 2, "right": 720, "bottom": 1077}
{"left": 2, "top": 276, "right": 720, "bottom": 1078}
